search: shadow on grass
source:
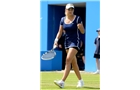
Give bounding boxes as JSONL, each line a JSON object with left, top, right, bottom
{"left": 83, "top": 86, "right": 100, "bottom": 89}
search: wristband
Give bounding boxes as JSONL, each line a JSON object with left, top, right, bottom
{"left": 54, "top": 38, "right": 59, "bottom": 42}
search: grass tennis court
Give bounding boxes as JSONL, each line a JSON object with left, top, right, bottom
{"left": 40, "top": 71, "right": 100, "bottom": 90}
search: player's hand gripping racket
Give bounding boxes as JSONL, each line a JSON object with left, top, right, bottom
{"left": 41, "top": 45, "right": 57, "bottom": 60}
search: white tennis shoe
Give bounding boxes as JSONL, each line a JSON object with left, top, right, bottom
{"left": 77, "top": 80, "right": 84, "bottom": 88}
{"left": 93, "top": 70, "right": 100, "bottom": 74}
{"left": 54, "top": 80, "right": 65, "bottom": 88}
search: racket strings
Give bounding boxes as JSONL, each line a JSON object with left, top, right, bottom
{"left": 41, "top": 50, "right": 56, "bottom": 60}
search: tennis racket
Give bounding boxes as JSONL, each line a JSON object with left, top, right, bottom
{"left": 41, "top": 45, "right": 57, "bottom": 60}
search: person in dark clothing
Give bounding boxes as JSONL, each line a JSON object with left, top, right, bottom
{"left": 76, "top": 40, "right": 85, "bottom": 63}
{"left": 58, "top": 32, "right": 67, "bottom": 70}
{"left": 93, "top": 28, "right": 100, "bottom": 74}
{"left": 76, "top": 40, "right": 85, "bottom": 70}
{"left": 80, "top": 34, "right": 85, "bottom": 64}
{"left": 75, "top": 32, "right": 85, "bottom": 70}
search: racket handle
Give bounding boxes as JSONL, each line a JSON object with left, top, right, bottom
{"left": 53, "top": 45, "right": 57, "bottom": 49}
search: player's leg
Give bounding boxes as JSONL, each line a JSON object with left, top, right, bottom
{"left": 71, "top": 55, "right": 81, "bottom": 80}
{"left": 61, "top": 48, "right": 78, "bottom": 81}
{"left": 71, "top": 54, "right": 84, "bottom": 87}
{"left": 54, "top": 48, "right": 77, "bottom": 88}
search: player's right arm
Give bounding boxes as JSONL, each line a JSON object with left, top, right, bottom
{"left": 53, "top": 18, "right": 64, "bottom": 48}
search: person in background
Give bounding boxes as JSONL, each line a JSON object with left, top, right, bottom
{"left": 93, "top": 28, "right": 100, "bottom": 74}
{"left": 76, "top": 32, "right": 85, "bottom": 70}
{"left": 77, "top": 41, "right": 85, "bottom": 64}
{"left": 58, "top": 32, "right": 67, "bottom": 70}
{"left": 80, "top": 33, "right": 85, "bottom": 64}
{"left": 75, "top": 41, "right": 85, "bottom": 70}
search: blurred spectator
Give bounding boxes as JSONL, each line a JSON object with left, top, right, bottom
{"left": 58, "top": 32, "right": 67, "bottom": 70}
{"left": 93, "top": 28, "right": 100, "bottom": 74}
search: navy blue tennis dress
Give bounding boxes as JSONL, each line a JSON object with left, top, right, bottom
{"left": 60, "top": 15, "right": 82, "bottom": 51}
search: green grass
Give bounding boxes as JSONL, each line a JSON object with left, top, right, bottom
{"left": 40, "top": 71, "right": 100, "bottom": 90}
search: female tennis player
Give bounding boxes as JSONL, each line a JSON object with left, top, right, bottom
{"left": 53, "top": 3, "right": 85, "bottom": 88}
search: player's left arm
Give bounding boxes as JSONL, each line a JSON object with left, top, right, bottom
{"left": 77, "top": 16, "right": 85, "bottom": 34}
